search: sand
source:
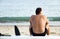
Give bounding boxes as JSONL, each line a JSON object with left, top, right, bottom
{"left": 0, "top": 25, "right": 60, "bottom": 36}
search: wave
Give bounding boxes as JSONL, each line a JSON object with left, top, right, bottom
{"left": 0, "top": 17, "right": 60, "bottom": 23}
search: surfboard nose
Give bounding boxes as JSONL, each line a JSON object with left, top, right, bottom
{"left": 14, "top": 25, "right": 20, "bottom": 36}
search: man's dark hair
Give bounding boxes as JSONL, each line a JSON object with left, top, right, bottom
{"left": 35, "top": 7, "right": 42, "bottom": 15}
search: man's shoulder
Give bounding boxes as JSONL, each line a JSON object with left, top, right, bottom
{"left": 30, "top": 15, "right": 35, "bottom": 21}
{"left": 42, "top": 15, "right": 48, "bottom": 21}
{"left": 31, "top": 15, "right": 36, "bottom": 18}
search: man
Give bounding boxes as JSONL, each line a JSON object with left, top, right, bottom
{"left": 29, "top": 7, "right": 50, "bottom": 36}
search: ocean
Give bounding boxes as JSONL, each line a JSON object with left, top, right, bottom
{"left": 0, "top": 17, "right": 60, "bottom": 23}
{"left": 0, "top": 0, "right": 60, "bottom": 26}
{"left": 0, "top": 17, "right": 60, "bottom": 26}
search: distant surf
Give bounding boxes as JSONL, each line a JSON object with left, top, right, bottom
{"left": 0, "top": 17, "right": 60, "bottom": 26}
{"left": 0, "top": 17, "right": 60, "bottom": 23}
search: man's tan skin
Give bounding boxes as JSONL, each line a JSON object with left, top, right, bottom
{"left": 29, "top": 7, "right": 50, "bottom": 36}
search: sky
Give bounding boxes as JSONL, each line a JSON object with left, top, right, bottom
{"left": 0, "top": 0, "right": 60, "bottom": 17}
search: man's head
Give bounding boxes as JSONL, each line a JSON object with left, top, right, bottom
{"left": 35, "top": 7, "right": 42, "bottom": 15}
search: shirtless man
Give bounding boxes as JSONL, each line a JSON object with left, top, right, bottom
{"left": 29, "top": 7, "right": 50, "bottom": 36}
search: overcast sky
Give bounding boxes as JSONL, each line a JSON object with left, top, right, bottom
{"left": 0, "top": 0, "right": 60, "bottom": 17}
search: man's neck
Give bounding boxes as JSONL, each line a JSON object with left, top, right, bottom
{"left": 38, "top": 13, "right": 43, "bottom": 15}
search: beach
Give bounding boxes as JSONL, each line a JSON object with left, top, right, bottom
{"left": 0, "top": 25, "right": 60, "bottom": 36}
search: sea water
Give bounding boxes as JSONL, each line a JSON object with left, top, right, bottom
{"left": 0, "top": 0, "right": 60, "bottom": 26}
{"left": 0, "top": 17, "right": 60, "bottom": 26}
{"left": 0, "top": 21, "right": 60, "bottom": 26}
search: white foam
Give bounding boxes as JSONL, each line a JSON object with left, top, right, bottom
{"left": 0, "top": 21, "right": 60, "bottom": 26}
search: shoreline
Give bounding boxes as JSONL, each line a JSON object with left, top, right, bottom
{"left": 0, "top": 21, "right": 60, "bottom": 26}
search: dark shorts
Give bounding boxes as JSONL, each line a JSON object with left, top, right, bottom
{"left": 29, "top": 28, "right": 47, "bottom": 36}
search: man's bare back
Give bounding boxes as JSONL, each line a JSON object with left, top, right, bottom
{"left": 29, "top": 7, "right": 50, "bottom": 36}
